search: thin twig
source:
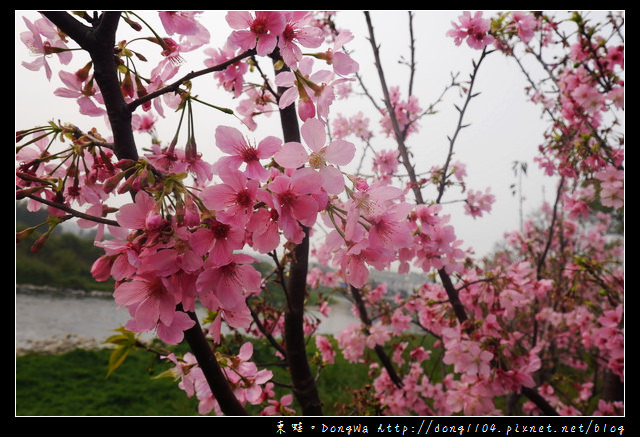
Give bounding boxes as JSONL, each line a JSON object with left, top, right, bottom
{"left": 536, "top": 176, "right": 565, "bottom": 279}
{"left": 350, "top": 286, "right": 404, "bottom": 389}
{"left": 364, "top": 11, "right": 423, "bottom": 204}
{"left": 127, "top": 48, "right": 257, "bottom": 112}
{"left": 24, "top": 193, "right": 120, "bottom": 227}
{"left": 435, "top": 48, "right": 489, "bottom": 204}
{"left": 247, "top": 298, "right": 288, "bottom": 359}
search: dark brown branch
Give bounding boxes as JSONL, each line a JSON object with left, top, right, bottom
{"left": 438, "top": 268, "right": 469, "bottom": 326}
{"left": 127, "top": 48, "right": 257, "bottom": 112}
{"left": 23, "top": 193, "right": 120, "bottom": 227}
{"left": 247, "top": 298, "right": 288, "bottom": 359}
{"left": 42, "top": 11, "right": 139, "bottom": 162}
{"left": 350, "top": 286, "right": 404, "bottom": 388}
{"left": 435, "top": 48, "right": 488, "bottom": 204}
{"left": 407, "top": 11, "right": 417, "bottom": 98}
{"left": 521, "top": 387, "right": 560, "bottom": 416}
{"left": 274, "top": 55, "right": 323, "bottom": 416}
{"left": 39, "top": 11, "right": 94, "bottom": 50}
{"left": 536, "top": 176, "right": 565, "bottom": 279}
{"left": 364, "top": 11, "right": 423, "bottom": 204}
{"left": 180, "top": 307, "right": 248, "bottom": 416}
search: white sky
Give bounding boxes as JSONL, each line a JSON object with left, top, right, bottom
{"left": 15, "top": 10, "right": 559, "bottom": 259}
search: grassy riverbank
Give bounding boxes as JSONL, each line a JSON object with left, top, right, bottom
{"left": 16, "top": 347, "right": 200, "bottom": 416}
{"left": 16, "top": 336, "right": 371, "bottom": 416}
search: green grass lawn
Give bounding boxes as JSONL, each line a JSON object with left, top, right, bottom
{"left": 16, "top": 348, "right": 200, "bottom": 416}
{"left": 15, "top": 336, "right": 373, "bottom": 416}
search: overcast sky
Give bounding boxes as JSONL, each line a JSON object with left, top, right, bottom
{"left": 15, "top": 10, "right": 559, "bottom": 258}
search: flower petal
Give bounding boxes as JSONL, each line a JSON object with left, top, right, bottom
{"left": 324, "top": 139, "right": 355, "bottom": 166}
{"left": 274, "top": 142, "right": 308, "bottom": 169}
{"left": 301, "top": 117, "right": 326, "bottom": 152}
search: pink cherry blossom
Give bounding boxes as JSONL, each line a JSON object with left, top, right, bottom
{"left": 266, "top": 168, "right": 325, "bottom": 244}
{"left": 246, "top": 207, "right": 281, "bottom": 254}
{"left": 200, "top": 167, "right": 259, "bottom": 226}
{"left": 607, "top": 83, "right": 624, "bottom": 109}
{"left": 278, "top": 11, "right": 324, "bottom": 69}
{"left": 274, "top": 117, "right": 355, "bottom": 194}
{"left": 114, "top": 273, "right": 194, "bottom": 343}
{"left": 595, "top": 165, "right": 624, "bottom": 209}
{"left": 275, "top": 57, "right": 340, "bottom": 122}
{"left": 605, "top": 45, "right": 624, "bottom": 70}
{"left": 261, "top": 393, "right": 296, "bottom": 416}
{"left": 391, "top": 308, "right": 412, "bottom": 334}
{"left": 132, "top": 113, "right": 156, "bottom": 133}
{"left": 365, "top": 322, "right": 391, "bottom": 349}
{"left": 315, "top": 335, "right": 336, "bottom": 364}
{"left": 447, "top": 11, "right": 495, "bottom": 50}
{"left": 371, "top": 149, "right": 400, "bottom": 183}
{"left": 190, "top": 218, "right": 245, "bottom": 266}
{"left": 331, "top": 114, "right": 351, "bottom": 139}
{"left": 196, "top": 253, "right": 262, "bottom": 311}
{"left": 464, "top": 187, "right": 495, "bottom": 218}
{"left": 116, "top": 190, "right": 163, "bottom": 232}
{"left": 213, "top": 125, "right": 282, "bottom": 181}
{"left": 204, "top": 43, "right": 248, "bottom": 98}
{"left": 226, "top": 11, "right": 286, "bottom": 56}
{"left": 379, "top": 86, "right": 422, "bottom": 140}
{"left": 337, "top": 322, "right": 367, "bottom": 363}
{"left": 235, "top": 86, "right": 276, "bottom": 130}
{"left": 53, "top": 70, "right": 106, "bottom": 117}
{"left": 510, "top": 11, "right": 537, "bottom": 44}
{"left": 159, "top": 11, "right": 204, "bottom": 36}
{"left": 366, "top": 202, "right": 414, "bottom": 252}
{"left": 314, "top": 30, "right": 360, "bottom": 76}
{"left": 20, "top": 16, "right": 72, "bottom": 81}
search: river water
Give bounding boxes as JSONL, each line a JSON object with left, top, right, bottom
{"left": 15, "top": 287, "right": 358, "bottom": 352}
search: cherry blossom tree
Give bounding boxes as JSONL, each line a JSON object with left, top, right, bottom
{"left": 16, "top": 10, "right": 623, "bottom": 416}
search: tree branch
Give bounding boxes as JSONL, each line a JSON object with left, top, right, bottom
{"left": 127, "top": 48, "right": 257, "bottom": 112}
{"left": 406, "top": 11, "right": 417, "bottom": 98}
{"left": 350, "top": 286, "right": 404, "bottom": 388}
{"left": 436, "top": 48, "right": 488, "bottom": 204}
{"left": 273, "top": 54, "right": 323, "bottom": 416}
{"left": 536, "top": 176, "right": 565, "bottom": 279}
{"left": 364, "top": 11, "right": 423, "bottom": 204}
{"left": 23, "top": 193, "right": 119, "bottom": 227}
{"left": 247, "top": 298, "right": 288, "bottom": 360}
{"left": 180, "top": 306, "right": 248, "bottom": 416}
{"left": 42, "top": 11, "right": 139, "bottom": 162}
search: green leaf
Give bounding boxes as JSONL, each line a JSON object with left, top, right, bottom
{"left": 106, "top": 344, "right": 131, "bottom": 378}
{"left": 104, "top": 326, "right": 139, "bottom": 377}
{"left": 152, "top": 368, "right": 178, "bottom": 381}
{"left": 104, "top": 326, "right": 138, "bottom": 346}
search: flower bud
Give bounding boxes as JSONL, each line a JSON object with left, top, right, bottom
{"left": 185, "top": 137, "right": 198, "bottom": 162}
{"left": 30, "top": 232, "right": 50, "bottom": 253}
{"left": 298, "top": 99, "right": 316, "bottom": 122}
{"left": 16, "top": 227, "right": 37, "bottom": 244}
{"left": 91, "top": 255, "right": 113, "bottom": 282}
{"left": 145, "top": 211, "right": 163, "bottom": 231}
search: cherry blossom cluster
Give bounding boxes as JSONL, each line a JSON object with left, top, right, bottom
{"left": 379, "top": 86, "right": 423, "bottom": 139}
{"left": 302, "top": 11, "right": 623, "bottom": 416}
{"left": 164, "top": 342, "right": 276, "bottom": 415}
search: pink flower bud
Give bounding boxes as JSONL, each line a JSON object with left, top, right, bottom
{"left": 145, "top": 211, "right": 163, "bottom": 230}
{"left": 298, "top": 99, "right": 316, "bottom": 121}
{"left": 30, "top": 233, "right": 49, "bottom": 253}
{"left": 91, "top": 255, "right": 113, "bottom": 282}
